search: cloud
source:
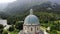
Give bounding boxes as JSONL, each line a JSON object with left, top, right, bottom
{"left": 0, "top": 0, "right": 16, "bottom": 3}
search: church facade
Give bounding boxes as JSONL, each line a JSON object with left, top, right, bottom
{"left": 18, "top": 9, "right": 44, "bottom": 34}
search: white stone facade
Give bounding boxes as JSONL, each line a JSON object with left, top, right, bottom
{"left": 23, "top": 25, "right": 40, "bottom": 34}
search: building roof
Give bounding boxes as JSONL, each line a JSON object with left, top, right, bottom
{"left": 0, "top": 19, "right": 7, "bottom": 26}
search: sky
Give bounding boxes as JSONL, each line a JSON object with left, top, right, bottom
{"left": 0, "top": 0, "right": 60, "bottom": 4}
{"left": 0, "top": 0, "right": 16, "bottom": 3}
{"left": 0, "top": 0, "right": 16, "bottom": 11}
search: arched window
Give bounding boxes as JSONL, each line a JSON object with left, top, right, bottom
{"left": 31, "top": 28, "right": 33, "bottom": 31}
{"left": 24, "top": 27, "right": 26, "bottom": 30}
{"left": 37, "top": 28, "right": 38, "bottom": 30}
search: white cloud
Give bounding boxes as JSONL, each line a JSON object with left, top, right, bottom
{"left": 0, "top": 0, "right": 16, "bottom": 3}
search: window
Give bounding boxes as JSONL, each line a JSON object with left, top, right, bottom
{"left": 37, "top": 28, "right": 38, "bottom": 30}
{"left": 24, "top": 27, "right": 26, "bottom": 30}
{"left": 31, "top": 28, "right": 33, "bottom": 31}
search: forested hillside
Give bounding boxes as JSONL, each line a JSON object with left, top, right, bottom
{"left": 0, "top": 0, "right": 60, "bottom": 34}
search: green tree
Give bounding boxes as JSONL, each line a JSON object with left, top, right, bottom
{"left": 0, "top": 24, "right": 4, "bottom": 29}
{"left": 8, "top": 25, "right": 15, "bottom": 32}
{"left": 0, "top": 24, "right": 4, "bottom": 34}
{"left": 2, "top": 30, "right": 8, "bottom": 34}
{"left": 15, "top": 21, "right": 23, "bottom": 30}
{"left": 50, "top": 30, "right": 58, "bottom": 34}
{"left": 7, "top": 16, "right": 16, "bottom": 25}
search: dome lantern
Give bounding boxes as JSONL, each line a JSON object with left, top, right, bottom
{"left": 30, "top": 9, "right": 33, "bottom": 15}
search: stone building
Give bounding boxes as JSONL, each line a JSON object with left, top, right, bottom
{"left": 0, "top": 19, "right": 7, "bottom": 26}
{"left": 18, "top": 9, "right": 44, "bottom": 34}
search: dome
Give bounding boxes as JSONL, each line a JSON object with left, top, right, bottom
{"left": 24, "top": 9, "right": 39, "bottom": 25}
{"left": 24, "top": 15, "right": 39, "bottom": 25}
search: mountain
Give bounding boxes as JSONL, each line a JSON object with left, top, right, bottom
{"left": 49, "top": 0, "right": 60, "bottom": 4}
{"left": 1, "top": 0, "right": 60, "bottom": 16}
{"left": 31, "top": 1, "right": 60, "bottom": 14}
{"left": 0, "top": 3, "right": 8, "bottom": 11}
{"left": 4, "top": 0, "right": 48, "bottom": 15}
{"left": 0, "top": 0, "right": 60, "bottom": 19}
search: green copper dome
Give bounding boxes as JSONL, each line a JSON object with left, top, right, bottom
{"left": 24, "top": 9, "right": 39, "bottom": 25}
{"left": 24, "top": 15, "right": 39, "bottom": 25}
